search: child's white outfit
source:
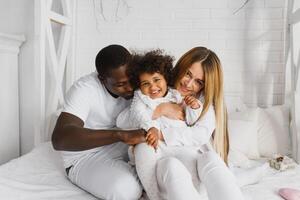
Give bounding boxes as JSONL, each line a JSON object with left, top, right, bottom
{"left": 117, "top": 88, "right": 202, "bottom": 131}
{"left": 117, "top": 88, "right": 215, "bottom": 200}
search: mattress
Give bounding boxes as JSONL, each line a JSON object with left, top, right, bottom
{"left": 0, "top": 142, "right": 299, "bottom": 200}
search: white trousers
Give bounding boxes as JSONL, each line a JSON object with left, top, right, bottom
{"left": 68, "top": 143, "right": 143, "bottom": 200}
{"left": 134, "top": 142, "right": 244, "bottom": 200}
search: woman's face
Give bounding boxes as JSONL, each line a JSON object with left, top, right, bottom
{"left": 175, "top": 61, "right": 205, "bottom": 96}
{"left": 139, "top": 72, "right": 168, "bottom": 99}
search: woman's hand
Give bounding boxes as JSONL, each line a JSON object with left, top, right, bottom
{"left": 152, "top": 102, "right": 185, "bottom": 121}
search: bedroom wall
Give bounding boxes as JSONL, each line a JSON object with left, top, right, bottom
{"left": 0, "top": 0, "right": 62, "bottom": 155}
{"left": 0, "top": 0, "right": 35, "bottom": 155}
{"left": 73, "top": 0, "right": 287, "bottom": 107}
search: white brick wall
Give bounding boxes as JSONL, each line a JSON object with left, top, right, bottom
{"left": 74, "top": 0, "right": 287, "bottom": 107}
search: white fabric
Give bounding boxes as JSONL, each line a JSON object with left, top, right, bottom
{"left": 154, "top": 149, "right": 246, "bottom": 200}
{"left": 55, "top": 72, "right": 142, "bottom": 199}
{"left": 161, "top": 104, "right": 215, "bottom": 147}
{"left": 1, "top": 142, "right": 300, "bottom": 200}
{"left": 197, "top": 151, "right": 245, "bottom": 200}
{"left": 68, "top": 142, "right": 142, "bottom": 200}
{"left": 257, "top": 105, "right": 292, "bottom": 157}
{"left": 131, "top": 88, "right": 184, "bottom": 131}
{"left": 230, "top": 163, "right": 270, "bottom": 187}
{"left": 228, "top": 149, "right": 252, "bottom": 168}
{"left": 136, "top": 143, "right": 266, "bottom": 200}
{"left": 0, "top": 143, "right": 97, "bottom": 200}
{"left": 117, "top": 88, "right": 202, "bottom": 131}
{"left": 157, "top": 157, "right": 203, "bottom": 200}
{"left": 117, "top": 89, "right": 214, "bottom": 200}
{"left": 117, "top": 88, "right": 208, "bottom": 147}
{"left": 228, "top": 108, "right": 260, "bottom": 159}
{"left": 60, "top": 72, "right": 129, "bottom": 168}
{"left": 225, "top": 96, "right": 247, "bottom": 113}
{"left": 134, "top": 143, "right": 201, "bottom": 200}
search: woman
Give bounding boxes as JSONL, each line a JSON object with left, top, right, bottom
{"left": 134, "top": 47, "right": 244, "bottom": 200}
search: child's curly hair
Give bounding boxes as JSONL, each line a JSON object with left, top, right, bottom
{"left": 128, "top": 49, "right": 175, "bottom": 90}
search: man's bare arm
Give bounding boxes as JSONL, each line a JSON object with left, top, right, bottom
{"left": 52, "top": 112, "right": 146, "bottom": 151}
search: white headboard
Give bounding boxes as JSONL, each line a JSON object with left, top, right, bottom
{"left": 34, "top": 0, "right": 75, "bottom": 145}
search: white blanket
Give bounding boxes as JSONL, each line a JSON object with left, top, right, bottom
{"left": 0, "top": 142, "right": 96, "bottom": 200}
{"left": 0, "top": 142, "right": 300, "bottom": 200}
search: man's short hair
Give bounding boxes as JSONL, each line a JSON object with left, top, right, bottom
{"left": 95, "top": 44, "right": 131, "bottom": 78}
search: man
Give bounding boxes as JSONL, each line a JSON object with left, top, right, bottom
{"left": 52, "top": 45, "right": 146, "bottom": 200}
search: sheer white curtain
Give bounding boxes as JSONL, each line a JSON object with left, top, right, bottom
{"left": 285, "top": 0, "right": 300, "bottom": 163}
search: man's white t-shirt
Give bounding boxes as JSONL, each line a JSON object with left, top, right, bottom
{"left": 60, "top": 72, "right": 130, "bottom": 168}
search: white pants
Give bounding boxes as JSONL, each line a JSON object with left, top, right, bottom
{"left": 68, "top": 143, "right": 143, "bottom": 200}
{"left": 135, "top": 142, "right": 244, "bottom": 200}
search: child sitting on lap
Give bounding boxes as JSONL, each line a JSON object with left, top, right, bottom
{"left": 117, "top": 49, "right": 203, "bottom": 150}
{"left": 116, "top": 50, "right": 204, "bottom": 200}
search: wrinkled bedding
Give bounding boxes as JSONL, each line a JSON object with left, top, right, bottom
{"left": 0, "top": 142, "right": 299, "bottom": 200}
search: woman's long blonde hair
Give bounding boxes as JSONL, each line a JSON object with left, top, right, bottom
{"left": 173, "top": 47, "right": 229, "bottom": 164}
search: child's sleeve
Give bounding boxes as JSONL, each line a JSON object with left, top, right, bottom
{"left": 130, "top": 91, "right": 160, "bottom": 131}
{"left": 116, "top": 106, "right": 136, "bottom": 129}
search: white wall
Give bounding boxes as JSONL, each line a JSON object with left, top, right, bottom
{"left": 0, "top": 0, "right": 288, "bottom": 155}
{"left": 0, "top": 0, "right": 35, "bottom": 155}
{"left": 74, "top": 0, "right": 287, "bottom": 107}
{"left": 0, "top": 0, "right": 62, "bottom": 155}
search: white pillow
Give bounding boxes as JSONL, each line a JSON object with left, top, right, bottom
{"left": 228, "top": 108, "right": 260, "bottom": 159}
{"left": 228, "top": 149, "right": 251, "bottom": 168}
{"left": 225, "top": 96, "right": 247, "bottom": 113}
{"left": 257, "top": 105, "right": 291, "bottom": 157}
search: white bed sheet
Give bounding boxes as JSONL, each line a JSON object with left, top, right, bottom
{"left": 0, "top": 142, "right": 300, "bottom": 200}
{"left": 242, "top": 158, "right": 300, "bottom": 200}
{"left": 0, "top": 142, "right": 96, "bottom": 200}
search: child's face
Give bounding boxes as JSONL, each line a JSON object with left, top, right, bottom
{"left": 139, "top": 72, "right": 168, "bottom": 99}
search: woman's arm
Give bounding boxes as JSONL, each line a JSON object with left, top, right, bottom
{"left": 152, "top": 102, "right": 185, "bottom": 120}
{"left": 161, "top": 105, "right": 216, "bottom": 147}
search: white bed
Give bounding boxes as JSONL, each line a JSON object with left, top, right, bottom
{"left": 0, "top": 142, "right": 97, "bottom": 200}
{"left": 0, "top": 141, "right": 300, "bottom": 200}
{"left": 1, "top": 1, "right": 299, "bottom": 198}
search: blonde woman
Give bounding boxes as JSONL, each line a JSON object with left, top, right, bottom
{"left": 133, "top": 47, "right": 244, "bottom": 200}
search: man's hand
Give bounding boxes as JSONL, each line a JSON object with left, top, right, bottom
{"left": 153, "top": 102, "right": 185, "bottom": 121}
{"left": 119, "top": 129, "right": 146, "bottom": 145}
{"left": 184, "top": 95, "right": 201, "bottom": 109}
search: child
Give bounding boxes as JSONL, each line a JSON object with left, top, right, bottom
{"left": 117, "top": 49, "right": 203, "bottom": 149}
{"left": 116, "top": 49, "right": 204, "bottom": 200}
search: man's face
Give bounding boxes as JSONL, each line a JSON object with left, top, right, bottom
{"left": 102, "top": 65, "right": 134, "bottom": 100}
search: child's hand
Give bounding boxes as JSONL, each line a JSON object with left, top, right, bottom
{"left": 146, "top": 127, "right": 161, "bottom": 150}
{"left": 184, "top": 95, "right": 201, "bottom": 109}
